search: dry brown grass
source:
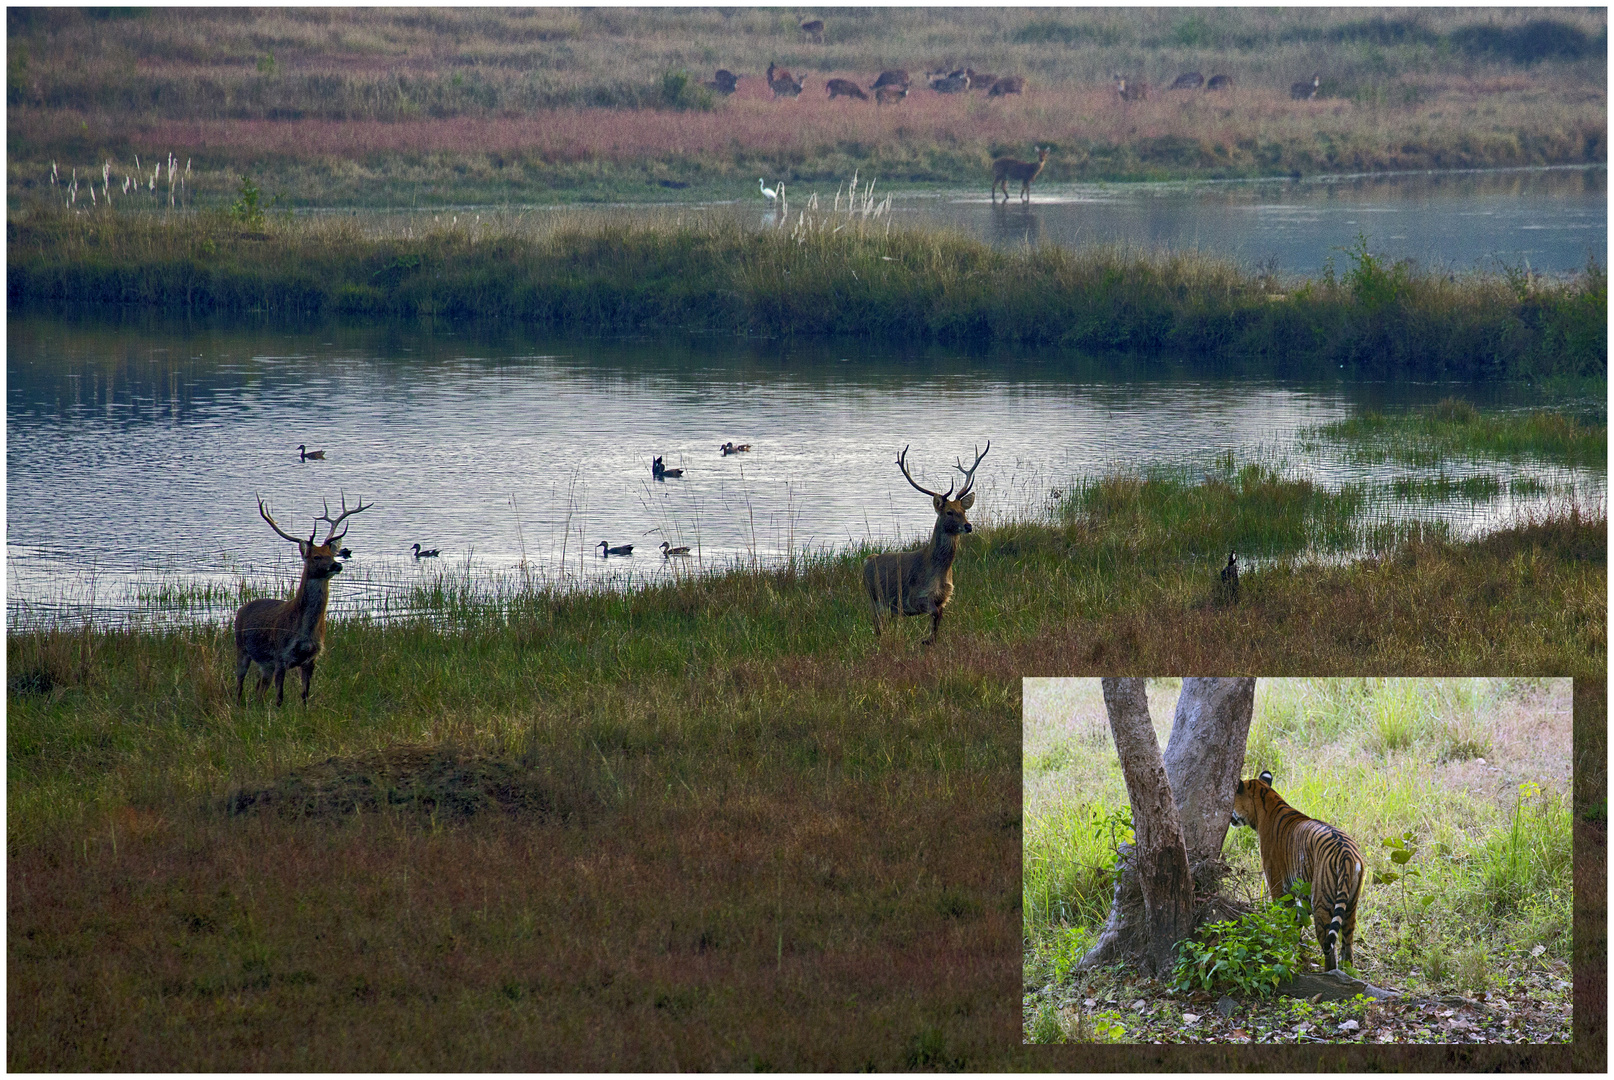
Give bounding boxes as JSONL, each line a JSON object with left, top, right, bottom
{"left": 10, "top": 707, "right": 1021, "bottom": 1070}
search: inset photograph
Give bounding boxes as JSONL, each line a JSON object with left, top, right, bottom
{"left": 1023, "top": 677, "right": 1571, "bottom": 1045}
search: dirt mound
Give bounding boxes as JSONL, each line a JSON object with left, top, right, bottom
{"left": 225, "top": 744, "right": 585, "bottom": 823}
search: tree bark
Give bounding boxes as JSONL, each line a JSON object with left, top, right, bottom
{"left": 1078, "top": 677, "right": 1258, "bottom": 976}
{"left": 1096, "top": 678, "right": 1194, "bottom": 976}
{"left": 1162, "top": 677, "right": 1258, "bottom": 867}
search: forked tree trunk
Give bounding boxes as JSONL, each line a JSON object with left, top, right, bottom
{"left": 1078, "top": 677, "right": 1257, "bottom": 975}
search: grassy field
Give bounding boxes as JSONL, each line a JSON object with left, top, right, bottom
{"left": 1023, "top": 678, "right": 1575, "bottom": 1045}
{"left": 8, "top": 206, "right": 1606, "bottom": 383}
{"left": 8, "top": 459, "right": 1605, "bottom": 1068}
{"left": 7, "top": 8, "right": 1606, "bottom": 205}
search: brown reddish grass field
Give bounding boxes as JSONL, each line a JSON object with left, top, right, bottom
{"left": 7, "top": 8, "right": 1605, "bottom": 204}
{"left": 19, "top": 77, "right": 1601, "bottom": 172}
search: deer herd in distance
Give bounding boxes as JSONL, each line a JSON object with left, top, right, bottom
{"left": 706, "top": 18, "right": 1324, "bottom": 204}
{"left": 702, "top": 14, "right": 1328, "bottom": 109}
{"left": 747, "top": 61, "right": 1026, "bottom": 105}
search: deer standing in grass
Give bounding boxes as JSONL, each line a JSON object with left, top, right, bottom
{"left": 864, "top": 442, "right": 989, "bottom": 646}
{"left": 235, "top": 494, "right": 370, "bottom": 706}
{"left": 826, "top": 78, "right": 869, "bottom": 101}
{"left": 991, "top": 146, "right": 1049, "bottom": 203}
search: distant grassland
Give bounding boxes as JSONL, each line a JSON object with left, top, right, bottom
{"left": 6, "top": 8, "right": 1606, "bottom": 204}
{"left": 8, "top": 207, "right": 1606, "bottom": 383}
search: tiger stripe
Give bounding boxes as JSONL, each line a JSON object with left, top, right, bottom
{"left": 1230, "top": 770, "right": 1364, "bottom": 972}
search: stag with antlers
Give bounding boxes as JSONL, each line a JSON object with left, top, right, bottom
{"left": 235, "top": 493, "right": 371, "bottom": 706}
{"left": 863, "top": 441, "right": 990, "bottom": 646}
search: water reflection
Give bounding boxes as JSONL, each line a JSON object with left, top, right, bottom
{"left": 7, "top": 311, "right": 1603, "bottom": 628}
{"left": 988, "top": 201, "right": 1043, "bottom": 247}
{"left": 893, "top": 166, "right": 1607, "bottom": 275}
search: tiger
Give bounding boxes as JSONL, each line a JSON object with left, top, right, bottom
{"left": 1230, "top": 769, "right": 1364, "bottom": 972}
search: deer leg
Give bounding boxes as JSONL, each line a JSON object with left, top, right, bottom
{"left": 922, "top": 606, "right": 943, "bottom": 646}
{"left": 300, "top": 660, "right": 315, "bottom": 703}
{"left": 235, "top": 651, "right": 250, "bottom": 702}
{"left": 273, "top": 664, "right": 287, "bottom": 706}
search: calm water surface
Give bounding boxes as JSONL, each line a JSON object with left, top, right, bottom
{"left": 886, "top": 165, "right": 1607, "bottom": 276}
{"left": 338, "top": 166, "right": 1605, "bottom": 278}
{"left": 7, "top": 313, "right": 1601, "bottom": 627}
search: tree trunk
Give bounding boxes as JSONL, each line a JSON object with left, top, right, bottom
{"left": 1163, "top": 677, "right": 1258, "bottom": 867}
{"left": 1078, "top": 677, "right": 1258, "bottom": 976}
{"left": 1094, "top": 678, "right": 1194, "bottom": 976}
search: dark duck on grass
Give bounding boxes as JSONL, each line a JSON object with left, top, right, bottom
{"left": 1220, "top": 550, "right": 1240, "bottom": 603}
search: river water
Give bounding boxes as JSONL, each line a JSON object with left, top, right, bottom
{"left": 878, "top": 165, "right": 1607, "bottom": 276}
{"left": 7, "top": 308, "right": 1602, "bottom": 629}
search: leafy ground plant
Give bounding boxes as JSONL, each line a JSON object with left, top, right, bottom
{"left": 1171, "top": 889, "right": 1310, "bottom": 997}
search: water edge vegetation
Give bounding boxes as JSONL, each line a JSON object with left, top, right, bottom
{"left": 8, "top": 207, "right": 1605, "bottom": 384}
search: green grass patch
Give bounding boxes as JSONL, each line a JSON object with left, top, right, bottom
{"left": 1315, "top": 396, "right": 1608, "bottom": 468}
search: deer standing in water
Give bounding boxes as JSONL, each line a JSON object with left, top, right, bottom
{"left": 235, "top": 494, "right": 370, "bottom": 706}
{"left": 991, "top": 146, "right": 1049, "bottom": 203}
{"left": 863, "top": 441, "right": 990, "bottom": 646}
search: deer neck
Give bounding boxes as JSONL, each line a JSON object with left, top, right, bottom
{"left": 926, "top": 516, "right": 961, "bottom": 571}
{"left": 287, "top": 572, "right": 331, "bottom": 637}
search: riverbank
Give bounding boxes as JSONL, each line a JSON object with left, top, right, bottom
{"left": 7, "top": 470, "right": 1605, "bottom": 1067}
{"left": 8, "top": 207, "right": 1605, "bottom": 382}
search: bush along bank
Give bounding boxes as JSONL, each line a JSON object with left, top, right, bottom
{"left": 8, "top": 208, "right": 1606, "bottom": 381}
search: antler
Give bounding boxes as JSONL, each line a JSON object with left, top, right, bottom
{"left": 952, "top": 440, "right": 991, "bottom": 498}
{"left": 896, "top": 444, "right": 954, "bottom": 501}
{"left": 317, "top": 493, "right": 372, "bottom": 545}
{"left": 258, "top": 497, "right": 309, "bottom": 546}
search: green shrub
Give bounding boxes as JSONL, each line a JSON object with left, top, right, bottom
{"left": 1050, "top": 925, "right": 1094, "bottom": 984}
{"left": 1171, "top": 889, "right": 1310, "bottom": 997}
{"left": 658, "top": 69, "right": 714, "bottom": 111}
{"left": 228, "top": 174, "right": 265, "bottom": 230}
